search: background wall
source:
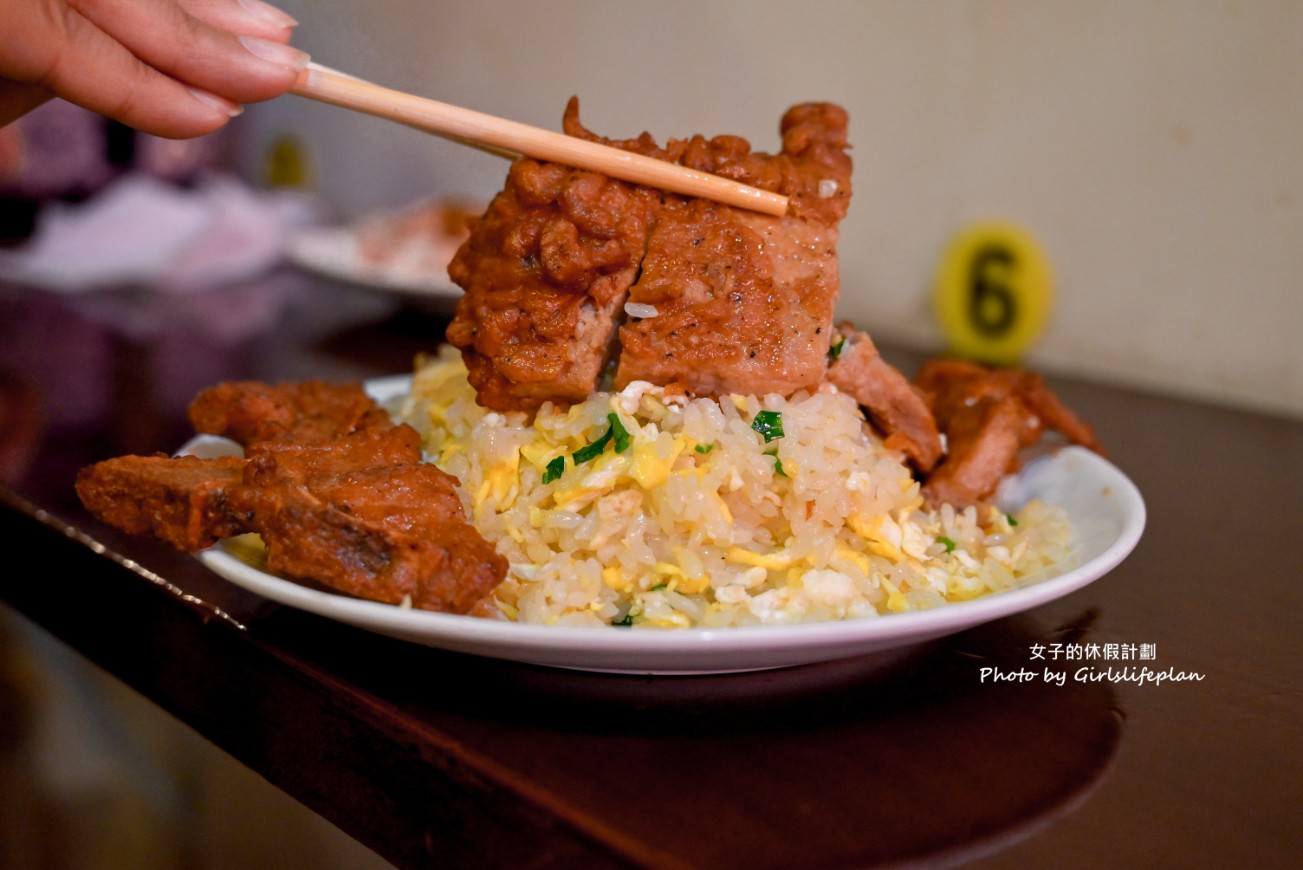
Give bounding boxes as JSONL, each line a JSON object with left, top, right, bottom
{"left": 245, "top": 0, "right": 1302, "bottom": 419}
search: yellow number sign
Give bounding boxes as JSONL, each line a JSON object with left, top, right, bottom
{"left": 933, "top": 221, "right": 1052, "bottom": 365}
{"left": 263, "top": 134, "right": 315, "bottom": 190}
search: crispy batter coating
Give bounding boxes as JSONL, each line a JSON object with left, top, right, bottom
{"left": 825, "top": 325, "right": 943, "bottom": 472}
{"left": 241, "top": 457, "right": 504, "bottom": 614}
{"left": 615, "top": 103, "right": 852, "bottom": 397}
{"left": 188, "top": 380, "right": 392, "bottom": 445}
{"left": 447, "top": 99, "right": 852, "bottom": 410}
{"left": 79, "top": 381, "right": 506, "bottom": 615}
{"left": 915, "top": 359, "right": 1103, "bottom": 507}
{"left": 446, "top": 121, "right": 660, "bottom": 411}
{"left": 75, "top": 454, "right": 247, "bottom": 552}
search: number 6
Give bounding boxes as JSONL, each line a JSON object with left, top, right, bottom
{"left": 934, "top": 221, "right": 1053, "bottom": 365}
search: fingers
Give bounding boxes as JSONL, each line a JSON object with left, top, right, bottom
{"left": 72, "top": 0, "right": 309, "bottom": 106}
{"left": 0, "top": 0, "right": 307, "bottom": 139}
{"left": 0, "top": 1, "right": 239, "bottom": 138}
{"left": 179, "top": 0, "right": 298, "bottom": 42}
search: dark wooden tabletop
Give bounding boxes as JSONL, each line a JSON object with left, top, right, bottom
{"left": 1, "top": 274, "right": 1298, "bottom": 869}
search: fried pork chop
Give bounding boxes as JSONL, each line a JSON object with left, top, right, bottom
{"left": 240, "top": 455, "right": 504, "bottom": 614}
{"left": 448, "top": 99, "right": 852, "bottom": 411}
{"left": 76, "top": 454, "right": 247, "bottom": 552}
{"left": 445, "top": 122, "right": 660, "bottom": 412}
{"left": 825, "top": 325, "right": 943, "bottom": 473}
{"left": 188, "top": 379, "right": 392, "bottom": 445}
{"left": 615, "top": 103, "right": 852, "bottom": 396}
{"left": 77, "top": 381, "right": 507, "bottom": 615}
{"left": 915, "top": 359, "right": 1103, "bottom": 507}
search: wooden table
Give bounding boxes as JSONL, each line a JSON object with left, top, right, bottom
{"left": 1, "top": 276, "right": 1298, "bottom": 868}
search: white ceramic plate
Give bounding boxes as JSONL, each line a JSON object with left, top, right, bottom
{"left": 192, "top": 378, "right": 1145, "bottom": 674}
{"left": 286, "top": 225, "right": 462, "bottom": 305}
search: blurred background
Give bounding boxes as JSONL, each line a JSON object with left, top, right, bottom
{"left": 1, "top": 2, "right": 1300, "bottom": 867}
{"left": 3, "top": 1, "right": 1299, "bottom": 417}
{"left": 237, "top": 0, "right": 1302, "bottom": 419}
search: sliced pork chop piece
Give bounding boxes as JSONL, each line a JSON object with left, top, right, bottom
{"left": 241, "top": 460, "right": 506, "bottom": 614}
{"left": 449, "top": 100, "right": 852, "bottom": 407}
{"left": 615, "top": 103, "right": 852, "bottom": 397}
{"left": 234, "top": 416, "right": 504, "bottom": 614}
{"left": 825, "top": 326, "right": 942, "bottom": 472}
{"left": 446, "top": 125, "right": 661, "bottom": 412}
{"left": 614, "top": 198, "right": 839, "bottom": 396}
{"left": 916, "top": 358, "right": 1103, "bottom": 507}
{"left": 241, "top": 431, "right": 465, "bottom": 533}
{"left": 918, "top": 395, "right": 1028, "bottom": 509}
{"left": 78, "top": 440, "right": 507, "bottom": 615}
{"left": 82, "top": 377, "right": 511, "bottom": 616}
{"left": 188, "top": 380, "right": 392, "bottom": 447}
{"left": 75, "top": 454, "right": 249, "bottom": 551}
{"left": 1007, "top": 370, "right": 1104, "bottom": 454}
{"left": 243, "top": 425, "right": 425, "bottom": 481}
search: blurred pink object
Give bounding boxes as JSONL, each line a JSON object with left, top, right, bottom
{"left": 285, "top": 198, "right": 479, "bottom": 303}
{"left": 0, "top": 99, "right": 225, "bottom": 200}
{"left": 0, "top": 173, "right": 318, "bottom": 292}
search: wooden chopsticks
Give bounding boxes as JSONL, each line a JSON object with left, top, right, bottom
{"left": 289, "top": 63, "right": 790, "bottom": 217}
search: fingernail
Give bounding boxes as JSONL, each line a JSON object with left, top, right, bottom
{"left": 189, "top": 87, "right": 244, "bottom": 118}
{"left": 237, "top": 0, "right": 299, "bottom": 29}
{"left": 239, "top": 35, "right": 311, "bottom": 72}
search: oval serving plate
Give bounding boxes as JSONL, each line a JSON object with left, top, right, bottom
{"left": 193, "top": 378, "right": 1145, "bottom": 675}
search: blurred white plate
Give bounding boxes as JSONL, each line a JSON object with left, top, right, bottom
{"left": 286, "top": 225, "right": 462, "bottom": 303}
{"left": 193, "top": 377, "right": 1145, "bottom": 675}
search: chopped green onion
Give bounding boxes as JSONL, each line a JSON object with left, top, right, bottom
{"left": 573, "top": 427, "right": 613, "bottom": 464}
{"left": 828, "top": 334, "right": 846, "bottom": 360}
{"left": 612, "top": 613, "right": 634, "bottom": 627}
{"left": 609, "top": 413, "right": 631, "bottom": 453}
{"left": 938, "top": 535, "right": 957, "bottom": 553}
{"left": 542, "top": 455, "right": 565, "bottom": 484}
{"left": 752, "top": 410, "right": 785, "bottom": 442}
{"left": 694, "top": 443, "right": 715, "bottom": 455}
{"left": 649, "top": 582, "right": 669, "bottom": 591}
{"left": 766, "top": 449, "right": 789, "bottom": 477}
{"left": 573, "top": 414, "right": 631, "bottom": 465}
{"left": 1006, "top": 513, "right": 1019, "bottom": 527}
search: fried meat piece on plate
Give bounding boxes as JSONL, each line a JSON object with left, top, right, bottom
{"left": 75, "top": 454, "right": 249, "bottom": 551}
{"left": 615, "top": 103, "right": 853, "bottom": 397}
{"left": 243, "top": 425, "right": 425, "bottom": 479}
{"left": 825, "top": 325, "right": 942, "bottom": 472}
{"left": 916, "top": 358, "right": 1103, "bottom": 507}
{"left": 448, "top": 99, "right": 853, "bottom": 408}
{"left": 79, "top": 379, "right": 510, "bottom": 616}
{"left": 188, "top": 380, "right": 393, "bottom": 447}
{"left": 446, "top": 108, "right": 661, "bottom": 412}
{"left": 242, "top": 451, "right": 506, "bottom": 614}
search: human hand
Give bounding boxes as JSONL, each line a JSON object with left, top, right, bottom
{"left": 0, "top": 0, "right": 309, "bottom": 139}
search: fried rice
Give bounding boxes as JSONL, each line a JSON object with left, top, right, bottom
{"left": 394, "top": 346, "right": 1075, "bottom": 628}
